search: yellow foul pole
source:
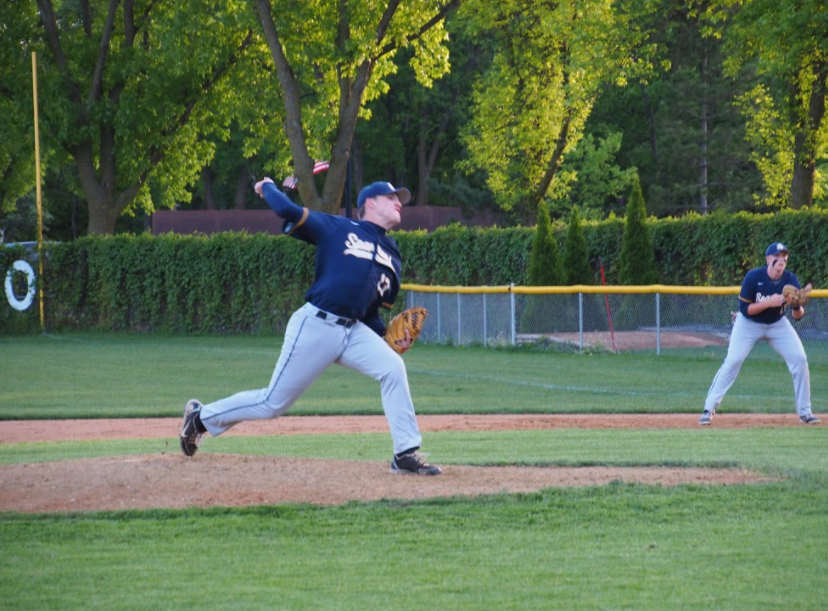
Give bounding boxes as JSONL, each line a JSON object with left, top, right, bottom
{"left": 32, "top": 52, "right": 44, "bottom": 331}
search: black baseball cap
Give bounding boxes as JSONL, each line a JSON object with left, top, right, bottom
{"left": 357, "top": 182, "right": 412, "bottom": 207}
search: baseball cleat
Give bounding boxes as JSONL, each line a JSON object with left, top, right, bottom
{"left": 699, "top": 410, "right": 714, "bottom": 426}
{"left": 180, "top": 399, "right": 204, "bottom": 457}
{"left": 800, "top": 414, "right": 821, "bottom": 424}
{"left": 390, "top": 451, "right": 442, "bottom": 475}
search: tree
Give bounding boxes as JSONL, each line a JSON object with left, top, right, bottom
{"left": 357, "top": 18, "right": 491, "bottom": 208}
{"left": 586, "top": 4, "right": 764, "bottom": 217}
{"left": 705, "top": 0, "right": 828, "bottom": 208}
{"left": 457, "top": 0, "right": 660, "bottom": 224}
{"left": 0, "top": 1, "right": 43, "bottom": 217}
{"left": 190, "top": 126, "right": 270, "bottom": 212}
{"left": 252, "top": 0, "right": 460, "bottom": 214}
{"left": 521, "top": 201, "right": 564, "bottom": 334}
{"left": 618, "top": 173, "right": 659, "bottom": 284}
{"left": 527, "top": 202, "right": 564, "bottom": 286}
{"left": 551, "top": 132, "right": 636, "bottom": 220}
{"left": 563, "top": 207, "right": 593, "bottom": 285}
{"left": 11, "top": 0, "right": 258, "bottom": 234}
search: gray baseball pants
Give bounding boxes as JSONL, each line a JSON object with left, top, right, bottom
{"left": 199, "top": 302, "right": 423, "bottom": 455}
{"left": 704, "top": 312, "right": 811, "bottom": 417}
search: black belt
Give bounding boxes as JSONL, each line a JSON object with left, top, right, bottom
{"left": 316, "top": 310, "right": 356, "bottom": 328}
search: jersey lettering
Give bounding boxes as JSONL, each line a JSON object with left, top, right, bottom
{"left": 343, "top": 234, "right": 398, "bottom": 276}
{"left": 375, "top": 244, "right": 397, "bottom": 275}
{"left": 343, "top": 233, "right": 375, "bottom": 260}
{"left": 377, "top": 273, "right": 391, "bottom": 297}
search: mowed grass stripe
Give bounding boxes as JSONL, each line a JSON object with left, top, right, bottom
{"left": 2, "top": 334, "right": 827, "bottom": 417}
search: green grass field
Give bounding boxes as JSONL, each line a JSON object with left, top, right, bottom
{"left": 1, "top": 333, "right": 826, "bottom": 610}
{"left": 3, "top": 332, "right": 828, "bottom": 418}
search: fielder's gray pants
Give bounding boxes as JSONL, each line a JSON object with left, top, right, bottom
{"left": 704, "top": 312, "right": 811, "bottom": 417}
{"left": 200, "top": 302, "right": 423, "bottom": 455}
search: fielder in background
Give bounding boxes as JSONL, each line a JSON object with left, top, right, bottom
{"left": 700, "top": 242, "right": 820, "bottom": 426}
{"left": 179, "top": 178, "right": 442, "bottom": 475}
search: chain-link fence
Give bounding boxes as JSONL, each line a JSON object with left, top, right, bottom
{"left": 404, "top": 285, "right": 828, "bottom": 365}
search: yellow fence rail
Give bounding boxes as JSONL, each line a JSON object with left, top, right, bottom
{"left": 401, "top": 285, "right": 828, "bottom": 358}
{"left": 402, "top": 284, "right": 828, "bottom": 297}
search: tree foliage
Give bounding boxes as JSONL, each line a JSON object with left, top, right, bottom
{"left": 457, "top": 0, "right": 661, "bottom": 223}
{"left": 527, "top": 202, "right": 564, "bottom": 286}
{"left": 252, "top": 0, "right": 459, "bottom": 214}
{"left": 586, "top": 5, "right": 765, "bottom": 217}
{"left": 356, "top": 16, "right": 491, "bottom": 208}
{"left": 0, "top": 2, "right": 44, "bottom": 216}
{"left": 10, "top": 0, "right": 259, "bottom": 234}
{"left": 618, "top": 172, "right": 659, "bottom": 284}
{"left": 563, "top": 206, "right": 593, "bottom": 285}
{"left": 5, "top": 0, "right": 827, "bottom": 240}
{"left": 700, "top": 0, "right": 828, "bottom": 208}
{"left": 551, "top": 132, "right": 637, "bottom": 220}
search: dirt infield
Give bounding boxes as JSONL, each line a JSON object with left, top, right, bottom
{"left": 531, "top": 330, "right": 730, "bottom": 352}
{"left": 0, "top": 414, "right": 796, "bottom": 513}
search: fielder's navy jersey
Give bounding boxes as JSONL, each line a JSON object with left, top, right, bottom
{"left": 738, "top": 266, "right": 801, "bottom": 324}
{"left": 261, "top": 182, "right": 400, "bottom": 336}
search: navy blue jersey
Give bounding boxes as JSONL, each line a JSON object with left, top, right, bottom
{"left": 738, "top": 266, "right": 800, "bottom": 324}
{"left": 262, "top": 182, "right": 400, "bottom": 336}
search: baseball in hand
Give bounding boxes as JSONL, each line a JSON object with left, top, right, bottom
{"left": 254, "top": 177, "right": 274, "bottom": 197}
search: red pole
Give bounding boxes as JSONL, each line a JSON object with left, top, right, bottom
{"left": 600, "top": 263, "right": 618, "bottom": 353}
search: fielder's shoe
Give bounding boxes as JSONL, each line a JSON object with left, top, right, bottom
{"left": 390, "top": 451, "right": 442, "bottom": 475}
{"left": 800, "top": 414, "right": 821, "bottom": 425}
{"left": 699, "top": 410, "right": 714, "bottom": 426}
{"left": 180, "top": 399, "right": 205, "bottom": 457}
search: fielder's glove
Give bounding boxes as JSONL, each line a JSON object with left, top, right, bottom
{"left": 384, "top": 307, "right": 428, "bottom": 354}
{"left": 783, "top": 283, "right": 812, "bottom": 308}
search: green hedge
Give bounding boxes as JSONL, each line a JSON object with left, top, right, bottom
{"left": 40, "top": 232, "right": 315, "bottom": 334}
{"left": 647, "top": 209, "right": 827, "bottom": 287}
{"left": 0, "top": 243, "right": 41, "bottom": 334}
{"left": 394, "top": 225, "right": 534, "bottom": 286}
{"left": 2, "top": 209, "right": 826, "bottom": 334}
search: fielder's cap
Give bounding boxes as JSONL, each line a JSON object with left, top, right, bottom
{"left": 357, "top": 182, "right": 411, "bottom": 207}
{"left": 765, "top": 242, "right": 789, "bottom": 256}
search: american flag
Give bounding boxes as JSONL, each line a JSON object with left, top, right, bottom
{"left": 282, "top": 160, "right": 329, "bottom": 190}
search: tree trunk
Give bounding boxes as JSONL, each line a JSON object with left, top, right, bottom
{"left": 71, "top": 195, "right": 79, "bottom": 239}
{"left": 699, "top": 45, "right": 709, "bottom": 215}
{"left": 234, "top": 167, "right": 249, "bottom": 209}
{"left": 790, "top": 146, "right": 814, "bottom": 209}
{"left": 524, "top": 113, "right": 571, "bottom": 224}
{"left": 415, "top": 114, "right": 450, "bottom": 207}
{"left": 416, "top": 132, "right": 429, "bottom": 207}
{"left": 202, "top": 167, "right": 217, "bottom": 210}
{"left": 255, "top": 0, "right": 324, "bottom": 210}
{"left": 255, "top": 0, "right": 458, "bottom": 215}
{"left": 75, "top": 144, "right": 116, "bottom": 235}
{"left": 86, "top": 196, "right": 120, "bottom": 234}
{"left": 790, "top": 61, "right": 826, "bottom": 209}
{"left": 352, "top": 135, "right": 364, "bottom": 195}
{"left": 639, "top": 83, "right": 658, "bottom": 166}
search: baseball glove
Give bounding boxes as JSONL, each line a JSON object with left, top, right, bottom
{"left": 384, "top": 307, "right": 428, "bottom": 354}
{"left": 783, "top": 283, "right": 812, "bottom": 308}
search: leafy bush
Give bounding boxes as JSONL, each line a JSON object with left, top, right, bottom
{"left": 4, "top": 207, "right": 828, "bottom": 335}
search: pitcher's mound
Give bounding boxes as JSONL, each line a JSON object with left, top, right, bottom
{"left": 0, "top": 453, "right": 774, "bottom": 513}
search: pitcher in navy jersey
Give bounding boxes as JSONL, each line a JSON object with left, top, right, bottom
{"left": 700, "top": 242, "right": 820, "bottom": 426}
{"left": 179, "top": 178, "right": 441, "bottom": 475}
